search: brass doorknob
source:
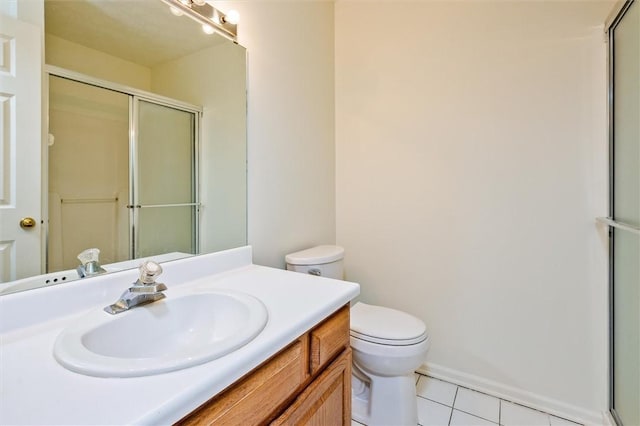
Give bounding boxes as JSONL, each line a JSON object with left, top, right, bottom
{"left": 20, "top": 217, "right": 36, "bottom": 229}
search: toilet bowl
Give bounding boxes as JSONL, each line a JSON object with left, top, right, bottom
{"left": 350, "top": 302, "right": 430, "bottom": 425}
{"left": 285, "top": 245, "right": 430, "bottom": 426}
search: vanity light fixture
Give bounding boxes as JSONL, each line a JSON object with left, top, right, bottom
{"left": 160, "top": 0, "right": 238, "bottom": 40}
{"left": 202, "top": 24, "right": 215, "bottom": 35}
{"left": 221, "top": 9, "right": 240, "bottom": 25}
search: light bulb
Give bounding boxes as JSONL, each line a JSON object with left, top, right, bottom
{"left": 223, "top": 10, "right": 240, "bottom": 25}
{"left": 202, "top": 24, "right": 215, "bottom": 34}
{"left": 192, "top": 0, "right": 206, "bottom": 5}
{"left": 169, "top": 6, "right": 183, "bottom": 16}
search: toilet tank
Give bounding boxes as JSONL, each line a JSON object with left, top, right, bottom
{"left": 285, "top": 245, "right": 345, "bottom": 279}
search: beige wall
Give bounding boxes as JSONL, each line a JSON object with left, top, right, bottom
{"left": 219, "top": 1, "right": 336, "bottom": 268}
{"left": 151, "top": 41, "right": 247, "bottom": 255}
{"left": 45, "top": 34, "right": 151, "bottom": 91}
{"left": 335, "top": 1, "right": 610, "bottom": 422}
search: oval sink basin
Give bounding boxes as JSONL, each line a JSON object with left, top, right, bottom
{"left": 53, "top": 290, "right": 268, "bottom": 377}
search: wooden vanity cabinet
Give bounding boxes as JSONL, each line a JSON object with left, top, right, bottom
{"left": 272, "top": 349, "right": 351, "bottom": 426}
{"left": 178, "top": 304, "right": 351, "bottom": 426}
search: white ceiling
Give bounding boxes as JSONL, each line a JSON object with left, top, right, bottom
{"left": 45, "top": 0, "right": 226, "bottom": 68}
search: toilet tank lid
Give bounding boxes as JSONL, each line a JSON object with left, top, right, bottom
{"left": 285, "top": 245, "right": 345, "bottom": 265}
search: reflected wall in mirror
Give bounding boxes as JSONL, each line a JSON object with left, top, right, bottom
{"left": 0, "top": 0, "right": 247, "bottom": 295}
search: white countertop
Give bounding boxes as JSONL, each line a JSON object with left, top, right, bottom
{"left": 0, "top": 247, "right": 360, "bottom": 425}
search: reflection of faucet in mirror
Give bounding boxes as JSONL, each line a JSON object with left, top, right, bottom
{"left": 76, "top": 248, "right": 107, "bottom": 278}
{"left": 104, "top": 261, "right": 167, "bottom": 315}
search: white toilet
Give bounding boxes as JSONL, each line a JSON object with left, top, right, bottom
{"left": 286, "top": 245, "right": 430, "bottom": 426}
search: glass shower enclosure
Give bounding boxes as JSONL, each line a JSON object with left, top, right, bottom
{"left": 133, "top": 100, "right": 198, "bottom": 259}
{"left": 605, "top": 1, "right": 640, "bottom": 425}
{"left": 47, "top": 73, "right": 199, "bottom": 272}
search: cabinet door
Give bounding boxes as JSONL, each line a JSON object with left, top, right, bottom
{"left": 272, "top": 349, "right": 352, "bottom": 426}
{"left": 178, "top": 338, "right": 309, "bottom": 426}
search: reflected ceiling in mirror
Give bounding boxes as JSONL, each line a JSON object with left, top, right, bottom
{"left": 45, "top": 0, "right": 226, "bottom": 67}
{"left": 0, "top": 0, "right": 247, "bottom": 295}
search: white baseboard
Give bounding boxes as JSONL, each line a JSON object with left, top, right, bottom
{"left": 418, "top": 362, "right": 605, "bottom": 426}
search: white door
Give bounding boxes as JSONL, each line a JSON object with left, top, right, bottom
{"left": 0, "top": 13, "right": 42, "bottom": 282}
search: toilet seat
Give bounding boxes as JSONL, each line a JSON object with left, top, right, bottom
{"left": 350, "top": 332, "right": 431, "bottom": 363}
{"left": 350, "top": 329, "right": 427, "bottom": 346}
{"left": 350, "top": 302, "right": 428, "bottom": 346}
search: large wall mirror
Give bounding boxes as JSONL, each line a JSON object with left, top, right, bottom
{"left": 0, "top": 0, "right": 247, "bottom": 295}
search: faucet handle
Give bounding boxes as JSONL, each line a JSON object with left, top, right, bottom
{"left": 77, "top": 248, "right": 101, "bottom": 265}
{"left": 138, "top": 260, "right": 163, "bottom": 284}
{"left": 76, "top": 248, "right": 107, "bottom": 278}
{"left": 130, "top": 282, "right": 167, "bottom": 293}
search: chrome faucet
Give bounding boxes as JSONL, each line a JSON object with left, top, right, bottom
{"left": 76, "top": 248, "right": 107, "bottom": 278}
{"left": 104, "top": 260, "right": 167, "bottom": 315}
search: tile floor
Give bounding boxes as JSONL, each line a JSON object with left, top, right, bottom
{"left": 352, "top": 373, "right": 582, "bottom": 426}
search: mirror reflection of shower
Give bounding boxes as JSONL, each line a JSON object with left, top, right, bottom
{"left": 48, "top": 73, "right": 199, "bottom": 272}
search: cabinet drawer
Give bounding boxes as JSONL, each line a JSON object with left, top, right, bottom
{"left": 309, "top": 305, "right": 350, "bottom": 375}
{"left": 178, "top": 337, "right": 309, "bottom": 426}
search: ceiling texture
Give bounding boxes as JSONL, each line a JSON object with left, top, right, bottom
{"left": 45, "top": 0, "right": 226, "bottom": 68}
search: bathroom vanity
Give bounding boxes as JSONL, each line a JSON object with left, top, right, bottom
{"left": 0, "top": 247, "right": 359, "bottom": 425}
{"left": 180, "top": 305, "right": 351, "bottom": 424}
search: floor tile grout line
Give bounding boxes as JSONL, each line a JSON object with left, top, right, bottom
{"left": 447, "top": 386, "right": 458, "bottom": 425}
{"left": 451, "top": 385, "right": 459, "bottom": 407}
{"left": 453, "top": 408, "right": 501, "bottom": 426}
{"left": 453, "top": 385, "right": 501, "bottom": 423}
{"left": 418, "top": 394, "right": 456, "bottom": 410}
{"left": 416, "top": 374, "right": 458, "bottom": 408}
{"left": 454, "top": 407, "right": 500, "bottom": 424}
{"left": 356, "top": 373, "right": 582, "bottom": 426}
{"left": 419, "top": 374, "right": 583, "bottom": 426}
{"left": 500, "top": 398, "right": 581, "bottom": 425}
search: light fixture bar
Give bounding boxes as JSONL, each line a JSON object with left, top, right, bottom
{"left": 159, "top": 0, "right": 238, "bottom": 40}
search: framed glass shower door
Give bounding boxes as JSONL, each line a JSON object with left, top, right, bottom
{"left": 47, "top": 69, "right": 201, "bottom": 272}
{"left": 606, "top": 1, "right": 640, "bottom": 425}
{"left": 48, "top": 75, "right": 130, "bottom": 270}
{"left": 130, "top": 99, "right": 199, "bottom": 259}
